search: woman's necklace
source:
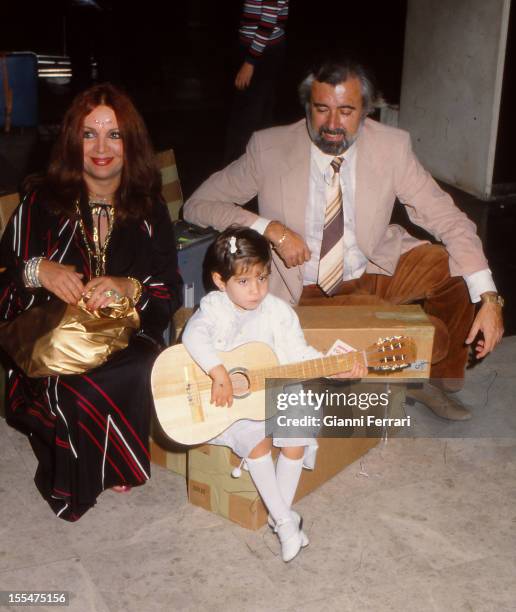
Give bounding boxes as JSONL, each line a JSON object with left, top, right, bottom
{"left": 76, "top": 197, "right": 116, "bottom": 278}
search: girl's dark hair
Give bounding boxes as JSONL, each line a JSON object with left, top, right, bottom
{"left": 25, "top": 82, "right": 162, "bottom": 221}
{"left": 207, "top": 226, "right": 272, "bottom": 282}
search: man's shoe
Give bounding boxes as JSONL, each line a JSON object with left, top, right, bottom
{"left": 406, "top": 383, "right": 471, "bottom": 421}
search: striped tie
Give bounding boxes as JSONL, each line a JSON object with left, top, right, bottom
{"left": 317, "top": 157, "right": 344, "bottom": 295}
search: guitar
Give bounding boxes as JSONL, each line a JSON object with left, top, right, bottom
{"left": 151, "top": 336, "right": 416, "bottom": 446}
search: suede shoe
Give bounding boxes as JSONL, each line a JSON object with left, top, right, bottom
{"left": 407, "top": 383, "right": 471, "bottom": 421}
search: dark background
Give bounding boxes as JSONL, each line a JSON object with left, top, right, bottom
{"left": 3, "top": 1, "right": 408, "bottom": 194}
{"left": 2, "top": 0, "right": 515, "bottom": 333}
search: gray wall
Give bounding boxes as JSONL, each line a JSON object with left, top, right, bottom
{"left": 399, "top": 0, "right": 511, "bottom": 198}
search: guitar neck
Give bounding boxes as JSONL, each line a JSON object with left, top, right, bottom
{"left": 257, "top": 351, "right": 365, "bottom": 384}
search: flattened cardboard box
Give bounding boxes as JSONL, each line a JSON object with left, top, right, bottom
{"left": 188, "top": 384, "right": 406, "bottom": 530}
{"left": 295, "top": 304, "right": 434, "bottom": 379}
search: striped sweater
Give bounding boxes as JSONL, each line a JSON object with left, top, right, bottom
{"left": 238, "top": 0, "right": 289, "bottom": 63}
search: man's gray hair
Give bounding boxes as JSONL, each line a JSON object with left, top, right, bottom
{"left": 298, "top": 59, "right": 377, "bottom": 116}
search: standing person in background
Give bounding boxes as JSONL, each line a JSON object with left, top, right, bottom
{"left": 224, "top": 0, "right": 289, "bottom": 164}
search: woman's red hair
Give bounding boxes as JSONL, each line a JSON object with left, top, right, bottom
{"left": 35, "top": 83, "right": 162, "bottom": 220}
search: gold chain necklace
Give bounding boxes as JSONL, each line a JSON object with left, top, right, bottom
{"left": 76, "top": 200, "right": 115, "bottom": 278}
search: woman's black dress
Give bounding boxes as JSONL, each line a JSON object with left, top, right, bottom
{"left": 0, "top": 193, "right": 181, "bottom": 520}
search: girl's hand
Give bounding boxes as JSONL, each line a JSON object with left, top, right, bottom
{"left": 83, "top": 276, "right": 134, "bottom": 311}
{"left": 332, "top": 358, "right": 368, "bottom": 379}
{"left": 209, "top": 364, "right": 234, "bottom": 407}
{"left": 38, "top": 259, "right": 84, "bottom": 304}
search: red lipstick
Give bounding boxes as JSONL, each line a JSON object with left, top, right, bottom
{"left": 91, "top": 157, "right": 114, "bottom": 166}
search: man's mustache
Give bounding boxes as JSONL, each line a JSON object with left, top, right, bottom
{"left": 320, "top": 127, "right": 346, "bottom": 136}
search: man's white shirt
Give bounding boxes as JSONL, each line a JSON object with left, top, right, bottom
{"left": 251, "top": 132, "right": 496, "bottom": 303}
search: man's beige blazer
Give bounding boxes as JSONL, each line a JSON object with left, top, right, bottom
{"left": 184, "top": 118, "right": 488, "bottom": 305}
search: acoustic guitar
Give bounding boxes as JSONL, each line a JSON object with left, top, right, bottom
{"left": 151, "top": 336, "right": 416, "bottom": 446}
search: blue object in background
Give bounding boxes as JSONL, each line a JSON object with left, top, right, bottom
{"left": 0, "top": 52, "right": 38, "bottom": 128}
{"left": 174, "top": 221, "right": 217, "bottom": 307}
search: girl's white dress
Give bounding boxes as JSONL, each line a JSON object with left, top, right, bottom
{"left": 182, "top": 290, "right": 321, "bottom": 468}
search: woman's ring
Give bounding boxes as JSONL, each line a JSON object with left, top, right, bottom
{"left": 104, "top": 289, "right": 114, "bottom": 298}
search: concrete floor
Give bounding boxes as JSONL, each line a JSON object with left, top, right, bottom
{"left": 1, "top": 337, "right": 515, "bottom": 612}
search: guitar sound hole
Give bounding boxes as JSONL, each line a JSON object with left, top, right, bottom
{"left": 229, "top": 370, "right": 251, "bottom": 398}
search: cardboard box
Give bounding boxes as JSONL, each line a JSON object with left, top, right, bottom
{"left": 188, "top": 439, "right": 379, "bottom": 531}
{"left": 188, "top": 384, "right": 406, "bottom": 530}
{"left": 188, "top": 443, "right": 269, "bottom": 529}
{"left": 150, "top": 437, "right": 187, "bottom": 477}
{"left": 149, "top": 417, "right": 188, "bottom": 477}
{"left": 295, "top": 305, "right": 434, "bottom": 380}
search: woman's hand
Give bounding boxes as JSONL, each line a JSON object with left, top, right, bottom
{"left": 83, "top": 276, "right": 134, "bottom": 311}
{"left": 209, "top": 364, "right": 234, "bottom": 407}
{"left": 38, "top": 259, "right": 84, "bottom": 304}
{"left": 331, "top": 358, "right": 368, "bottom": 379}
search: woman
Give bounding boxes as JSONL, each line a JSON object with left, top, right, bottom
{"left": 0, "top": 83, "right": 181, "bottom": 521}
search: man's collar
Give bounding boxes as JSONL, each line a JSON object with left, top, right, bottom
{"left": 311, "top": 139, "right": 358, "bottom": 173}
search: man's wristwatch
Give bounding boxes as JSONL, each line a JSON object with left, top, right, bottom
{"left": 480, "top": 292, "right": 504, "bottom": 307}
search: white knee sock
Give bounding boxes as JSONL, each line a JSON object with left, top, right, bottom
{"left": 276, "top": 453, "right": 304, "bottom": 508}
{"left": 246, "top": 452, "right": 291, "bottom": 524}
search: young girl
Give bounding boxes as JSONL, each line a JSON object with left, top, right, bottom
{"left": 182, "top": 227, "right": 366, "bottom": 562}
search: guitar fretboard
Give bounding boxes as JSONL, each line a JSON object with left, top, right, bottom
{"left": 247, "top": 351, "right": 365, "bottom": 391}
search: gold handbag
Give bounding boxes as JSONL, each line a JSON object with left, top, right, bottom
{"left": 0, "top": 296, "right": 140, "bottom": 377}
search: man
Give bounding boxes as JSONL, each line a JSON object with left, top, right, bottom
{"left": 184, "top": 59, "right": 504, "bottom": 420}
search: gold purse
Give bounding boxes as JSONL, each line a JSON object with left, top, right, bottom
{"left": 0, "top": 296, "right": 140, "bottom": 377}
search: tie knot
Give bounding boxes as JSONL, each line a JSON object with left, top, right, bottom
{"left": 330, "top": 157, "right": 344, "bottom": 174}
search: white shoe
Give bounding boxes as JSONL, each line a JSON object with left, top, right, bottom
{"left": 276, "top": 517, "right": 305, "bottom": 563}
{"left": 268, "top": 510, "right": 309, "bottom": 548}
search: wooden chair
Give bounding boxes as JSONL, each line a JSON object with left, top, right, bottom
{"left": 156, "top": 149, "right": 183, "bottom": 221}
{"left": 0, "top": 191, "right": 19, "bottom": 239}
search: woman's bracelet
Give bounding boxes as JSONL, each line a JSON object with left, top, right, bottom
{"left": 128, "top": 276, "right": 143, "bottom": 304}
{"left": 23, "top": 256, "right": 45, "bottom": 288}
{"left": 273, "top": 224, "right": 288, "bottom": 249}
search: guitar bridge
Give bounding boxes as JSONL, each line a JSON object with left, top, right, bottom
{"left": 184, "top": 365, "right": 204, "bottom": 423}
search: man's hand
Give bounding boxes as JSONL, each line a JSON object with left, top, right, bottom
{"left": 209, "top": 364, "right": 234, "bottom": 407}
{"left": 265, "top": 220, "right": 311, "bottom": 268}
{"left": 235, "top": 62, "right": 254, "bottom": 90}
{"left": 465, "top": 302, "right": 504, "bottom": 359}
